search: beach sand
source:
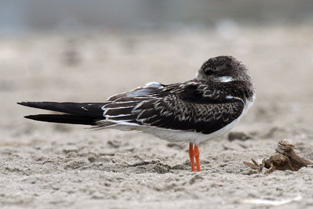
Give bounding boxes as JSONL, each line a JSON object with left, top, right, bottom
{"left": 1, "top": 26, "right": 313, "bottom": 208}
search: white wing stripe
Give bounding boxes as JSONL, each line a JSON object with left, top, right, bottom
{"left": 105, "top": 114, "right": 134, "bottom": 118}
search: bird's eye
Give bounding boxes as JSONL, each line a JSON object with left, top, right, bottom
{"left": 204, "top": 69, "right": 214, "bottom": 75}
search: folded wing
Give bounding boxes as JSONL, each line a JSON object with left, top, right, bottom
{"left": 98, "top": 82, "right": 245, "bottom": 134}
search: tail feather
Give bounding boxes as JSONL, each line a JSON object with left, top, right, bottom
{"left": 18, "top": 102, "right": 106, "bottom": 118}
{"left": 25, "top": 114, "right": 98, "bottom": 125}
{"left": 18, "top": 102, "right": 106, "bottom": 125}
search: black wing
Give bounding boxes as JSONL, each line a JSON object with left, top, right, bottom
{"left": 18, "top": 81, "right": 245, "bottom": 133}
{"left": 100, "top": 82, "right": 245, "bottom": 134}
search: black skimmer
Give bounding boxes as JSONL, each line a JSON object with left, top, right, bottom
{"left": 18, "top": 56, "right": 255, "bottom": 172}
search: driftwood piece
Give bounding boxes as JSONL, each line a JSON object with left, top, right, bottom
{"left": 244, "top": 140, "right": 312, "bottom": 173}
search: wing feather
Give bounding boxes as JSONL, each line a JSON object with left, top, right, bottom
{"left": 99, "top": 81, "right": 245, "bottom": 134}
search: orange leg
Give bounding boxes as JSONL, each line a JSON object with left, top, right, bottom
{"left": 189, "top": 143, "right": 195, "bottom": 172}
{"left": 194, "top": 144, "right": 201, "bottom": 172}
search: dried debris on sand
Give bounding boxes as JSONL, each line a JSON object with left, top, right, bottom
{"left": 244, "top": 140, "right": 312, "bottom": 173}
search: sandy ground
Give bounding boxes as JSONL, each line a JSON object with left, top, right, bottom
{"left": 1, "top": 25, "right": 313, "bottom": 209}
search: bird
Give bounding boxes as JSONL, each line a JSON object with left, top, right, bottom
{"left": 18, "top": 56, "right": 255, "bottom": 172}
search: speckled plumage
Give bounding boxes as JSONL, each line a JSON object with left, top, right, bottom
{"left": 19, "top": 56, "right": 255, "bottom": 144}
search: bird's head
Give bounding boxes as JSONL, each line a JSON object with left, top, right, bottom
{"left": 196, "top": 56, "right": 250, "bottom": 83}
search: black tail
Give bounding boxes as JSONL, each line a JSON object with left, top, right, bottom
{"left": 18, "top": 102, "right": 106, "bottom": 125}
{"left": 24, "top": 114, "right": 98, "bottom": 125}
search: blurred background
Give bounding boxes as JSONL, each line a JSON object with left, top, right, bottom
{"left": 1, "top": 0, "right": 313, "bottom": 136}
{"left": 1, "top": 0, "right": 313, "bottom": 34}
{"left": 0, "top": 0, "right": 313, "bottom": 35}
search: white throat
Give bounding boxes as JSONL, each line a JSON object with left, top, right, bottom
{"left": 216, "top": 76, "right": 234, "bottom": 83}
